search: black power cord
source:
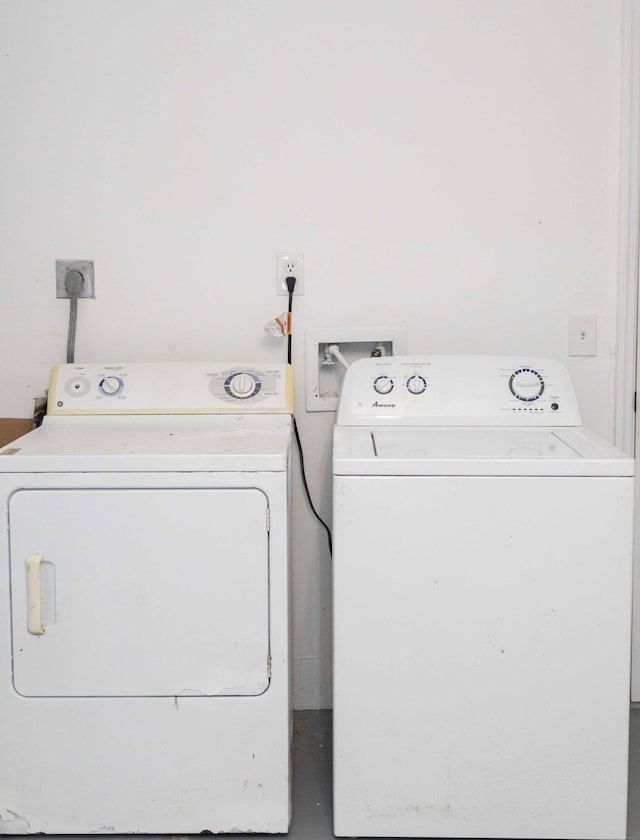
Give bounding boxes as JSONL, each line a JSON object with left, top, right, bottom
{"left": 286, "top": 275, "right": 333, "bottom": 556}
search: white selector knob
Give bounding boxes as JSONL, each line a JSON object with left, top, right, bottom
{"left": 406, "top": 375, "right": 427, "bottom": 395}
{"left": 100, "top": 376, "right": 122, "bottom": 395}
{"left": 230, "top": 373, "right": 257, "bottom": 398}
{"left": 373, "top": 376, "right": 394, "bottom": 395}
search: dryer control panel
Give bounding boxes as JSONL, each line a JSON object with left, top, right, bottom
{"left": 336, "top": 356, "right": 581, "bottom": 426}
{"left": 48, "top": 362, "right": 294, "bottom": 415}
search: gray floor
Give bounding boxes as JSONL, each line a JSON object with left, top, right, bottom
{"left": 627, "top": 707, "right": 640, "bottom": 840}
{"left": 6, "top": 708, "right": 640, "bottom": 839}
{"left": 287, "top": 710, "right": 333, "bottom": 840}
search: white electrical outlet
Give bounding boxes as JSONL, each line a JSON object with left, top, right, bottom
{"left": 276, "top": 253, "right": 305, "bottom": 295}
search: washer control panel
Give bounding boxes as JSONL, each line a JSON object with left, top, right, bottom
{"left": 336, "top": 356, "right": 581, "bottom": 426}
{"left": 49, "top": 362, "right": 294, "bottom": 415}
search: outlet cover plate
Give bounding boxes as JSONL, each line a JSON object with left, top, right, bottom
{"left": 276, "top": 253, "right": 304, "bottom": 295}
{"left": 56, "top": 260, "right": 95, "bottom": 298}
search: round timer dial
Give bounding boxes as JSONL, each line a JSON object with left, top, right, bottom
{"left": 373, "top": 375, "right": 394, "bottom": 395}
{"left": 225, "top": 371, "right": 262, "bottom": 399}
{"left": 406, "top": 375, "right": 427, "bottom": 395}
{"left": 99, "top": 376, "right": 123, "bottom": 396}
{"left": 509, "top": 368, "right": 545, "bottom": 402}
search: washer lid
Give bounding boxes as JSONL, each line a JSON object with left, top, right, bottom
{"left": 374, "top": 428, "right": 577, "bottom": 459}
{"left": 333, "top": 426, "right": 634, "bottom": 476}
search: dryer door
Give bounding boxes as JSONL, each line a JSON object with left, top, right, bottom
{"left": 9, "top": 488, "right": 270, "bottom": 697}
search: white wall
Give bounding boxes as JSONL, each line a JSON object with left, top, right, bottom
{"left": 0, "top": 0, "right": 625, "bottom": 708}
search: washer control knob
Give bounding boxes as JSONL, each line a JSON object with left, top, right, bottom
{"left": 406, "top": 375, "right": 427, "bottom": 395}
{"left": 226, "top": 372, "right": 261, "bottom": 399}
{"left": 509, "top": 368, "right": 545, "bottom": 402}
{"left": 99, "top": 376, "right": 123, "bottom": 396}
{"left": 373, "top": 375, "right": 394, "bottom": 395}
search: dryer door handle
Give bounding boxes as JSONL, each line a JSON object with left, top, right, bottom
{"left": 26, "top": 553, "right": 45, "bottom": 636}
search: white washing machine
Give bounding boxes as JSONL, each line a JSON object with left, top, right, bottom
{"left": 0, "top": 361, "right": 293, "bottom": 835}
{"left": 333, "top": 355, "right": 634, "bottom": 840}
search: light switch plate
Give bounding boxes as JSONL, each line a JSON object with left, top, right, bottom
{"left": 568, "top": 314, "right": 597, "bottom": 356}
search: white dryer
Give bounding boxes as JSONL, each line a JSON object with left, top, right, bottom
{"left": 0, "top": 362, "right": 293, "bottom": 835}
{"left": 333, "top": 355, "right": 633, "bottom": 840}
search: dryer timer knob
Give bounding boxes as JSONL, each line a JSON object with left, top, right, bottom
{"left": 228, "top": 372, "right": 259, "bottom": 399}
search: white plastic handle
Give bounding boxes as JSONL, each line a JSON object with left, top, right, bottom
{"left": 26, "top": 553, "right": 45, "bottom": 636}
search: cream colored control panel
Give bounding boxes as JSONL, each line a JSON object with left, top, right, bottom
{"left": 48, "top": 362, "right": 294, "bottom": 415}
